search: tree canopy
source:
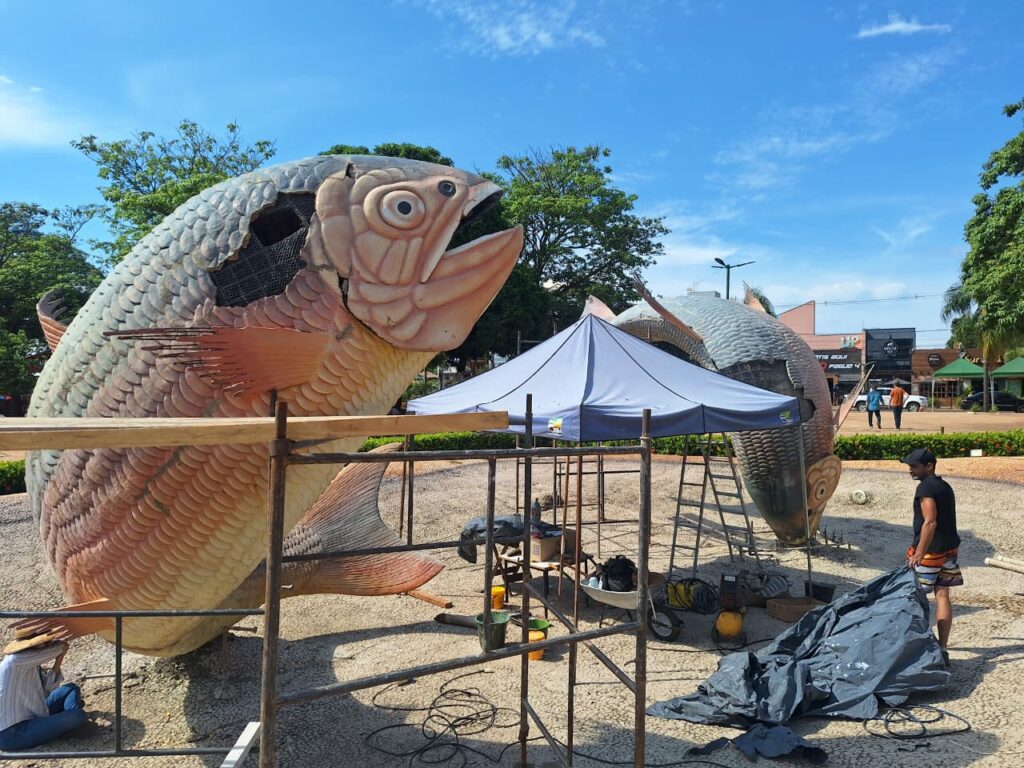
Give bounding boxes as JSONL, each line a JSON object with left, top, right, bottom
{"left": 0, "top": 202, "right": 103, "bottom": 395}
{"left": 321, "top": 142, "right": 453, "bottom": 166}
{"left": 949, "top": 100, "right": 1024, "bottom": 338}
{"left": 496, "top": 145, "right": 666, "bottom": 326}
{"left": 943, "top": 99, "right": 1024, "bottom": 407}
{"left": 74, "top": 120, "right": 276, "bottom": 265}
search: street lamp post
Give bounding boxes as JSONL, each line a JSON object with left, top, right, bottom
{"left": 711, "top": 258, "right": 755, "bottom": 300}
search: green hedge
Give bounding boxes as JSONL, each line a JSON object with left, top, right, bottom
{"left": 362, "top": 431, "right": 517, "bottom": 452}
{"left": 0, "top": 460, "right": 26, "bottom": 495}
{"left": 4, "top": 430, "right": 1020, "bottom": 495}
{"left": 833, "top": 430, "right": 1024, "bottom": 460}
{"left": 361, "top": 430, "right": 1024, "bottom": 461}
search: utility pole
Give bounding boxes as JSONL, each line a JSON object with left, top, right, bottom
{"left": 711, "top": 257, "right": 755, "bottom": 300}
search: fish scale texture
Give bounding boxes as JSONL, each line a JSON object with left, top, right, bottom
{"left": 615, "top": 294, "right": 837, "bottom": 542}
{"left": 25, "top": 157, "right": 433, "bottom": 656}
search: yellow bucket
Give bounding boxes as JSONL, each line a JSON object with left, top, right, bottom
{"left": 490, "top": 585, "right": 506, "bottom": 610}
{"left": 528, "top": 630, "right": 545, "bottom": 660}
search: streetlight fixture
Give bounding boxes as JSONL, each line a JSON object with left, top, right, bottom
{"left": 711, "top": 257, "right": 755, "bottom": 300}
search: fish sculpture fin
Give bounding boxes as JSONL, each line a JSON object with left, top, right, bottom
{"left": 10, "top": 598, "right": 115, "bottom": 642}
{"left": 36, "top": 289, "right": 68, "bottom": 353}
{"left": 107, "top": 325, "right": 330, "bottom": 395}
{"left": 630, "top": 273, "right": 704, "bottom": 344}
{"left": 288, "top": 443, "right": 444, "bottom": 596}
{"left": 227, "top": 443, "right": 444, "bottom": 606}
{"left": 581, "top": 295, "right": 617, "bottom": 320}
{"left": 743, "top": 285, "right": 769, "bottom": 314}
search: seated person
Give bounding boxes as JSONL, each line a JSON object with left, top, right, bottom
{"left": 0, "top": 635, "right": 86, "bottom": 751}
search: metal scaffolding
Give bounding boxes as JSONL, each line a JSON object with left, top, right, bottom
{"left": 1, "top": 403, "right": 654, "bottom": 767}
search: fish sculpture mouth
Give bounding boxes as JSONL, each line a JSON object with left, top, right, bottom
{"left": 339, "top": 172, "right": 524, "bottom": 353}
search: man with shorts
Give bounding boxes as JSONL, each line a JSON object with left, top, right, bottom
{"left": 902, "top": 447, "right": 962, "bottom": 663}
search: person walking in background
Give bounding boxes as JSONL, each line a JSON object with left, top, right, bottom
{"left": 889, "top": 383, "right": 908, "bottom": 429}
{"left": 901, "top": 448, "right": 962, "bottom": 665}
{"left": 866, "top": 386, "right": 883, "bottom": 428}
{"left": 0, "top": 636, "right": 86, "bottom": 750}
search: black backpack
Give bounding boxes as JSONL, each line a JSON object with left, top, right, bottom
{"left": 601, "top": 555, "right": 637, "bottom": 592}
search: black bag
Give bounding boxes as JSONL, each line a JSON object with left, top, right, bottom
{"left": 601, "top": 555, "right": 637, "bottom": 592}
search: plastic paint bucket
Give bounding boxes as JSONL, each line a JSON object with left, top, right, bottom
{"left": 527, "top": 618, "right": 551, "bottom": 638}
{"left": 490, "top": 585, "right": 506, "bottom": 609}
{"left": 527, "top": 630, "right": 545, "bottom": 660}
{"left": 475, "top": 611, "right": 510, "bottom": 651}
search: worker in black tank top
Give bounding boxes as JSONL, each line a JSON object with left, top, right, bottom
{"left": 901, "top": 447, "right": 963, "bottom": 660}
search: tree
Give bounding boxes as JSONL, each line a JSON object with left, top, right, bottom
{"left": 496, "top": 146, "right": 667, "bottom": 327}
{"left": 321, "top": 142, "right": 453, "bottom": 166}
{"left": 0, "top": 202, "right": 104, "bottom": 395}
{"left": 944, "top": 99, "right": 1024, "bottom": 408}
{"left": 74, "top": 120, "right": 276, "bottom": 265}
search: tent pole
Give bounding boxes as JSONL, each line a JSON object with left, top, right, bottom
{"left": 796, "top": 425, "right": 814, "bottom": 593}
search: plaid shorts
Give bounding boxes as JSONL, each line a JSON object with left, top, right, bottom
{"left": 908, "top": 547, "right": 964, "bottom": 592}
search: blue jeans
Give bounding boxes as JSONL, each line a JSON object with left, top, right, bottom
{"left": 0, "top": 684, "right": 86, "bottom": 751}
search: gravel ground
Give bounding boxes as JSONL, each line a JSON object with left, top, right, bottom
{"left": 2, "top": 459, "right": 1023, "bottom": 768}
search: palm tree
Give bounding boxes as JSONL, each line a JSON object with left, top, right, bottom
{"left": 942, "top": 283, "right": 1015, "bottom": 410}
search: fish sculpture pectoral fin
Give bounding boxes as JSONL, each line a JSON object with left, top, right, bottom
{"left": 230, "top": 443, "right": 443, "bottom": 606}
{"left": 10, "top": 598, "right": 114, "bottom": 642}
{"left": 36, "top": 289, "right": 68, "bottom": 353}
{"left": 107, "top": 325, "right": 331, "bottom": 395}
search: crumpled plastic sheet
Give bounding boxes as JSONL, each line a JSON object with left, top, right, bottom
{"left": 690, "top": 724, "right": 828, "bottom": 763}
{"left": 649, "top": 568, "right": 950, "bottom": 726}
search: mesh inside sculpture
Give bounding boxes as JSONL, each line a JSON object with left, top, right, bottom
{"left": 212, "top": 193, "right": 316, "bottom": 307}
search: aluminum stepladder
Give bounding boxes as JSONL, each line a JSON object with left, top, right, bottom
{"left": 668, "top": 433, "right": 761, "bottom": 577}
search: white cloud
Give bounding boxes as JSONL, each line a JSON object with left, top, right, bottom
{"left": 767, "top": 278, "right": 909, "bottom": 306}
{"left": 873, "top": 213, "right": 939, "bottom": 253}
{"left": 0, "top": 81, "right": 85, "bottom": 149}
{"left": 0, "top": 75, "right": 13, "bottom": 86}
{"left": 857, "top": 13, "right": 951, "bottom": 39}
{"left": 713, "top": 48, "right": 956, "bottom": 196}
{"left": 412, "top": 0, "right": 606, "bottom": 56}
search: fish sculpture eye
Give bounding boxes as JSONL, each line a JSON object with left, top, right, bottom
{"left": 378, "top": 190, "right": 427, "bottom": 229}
{"left": 211, "top": 193, "right": 316, "bottom": 307}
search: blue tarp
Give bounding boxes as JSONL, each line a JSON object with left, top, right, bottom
{"left": 409, "top": 314, "right": 801, "bottom": 441}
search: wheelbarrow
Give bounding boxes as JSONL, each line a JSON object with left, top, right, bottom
{"left": 580, "top": 571, "right": 681, "bottom": 642}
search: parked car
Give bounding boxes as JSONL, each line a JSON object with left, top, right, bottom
{"left": 959, "top": 391, "right": 1024, "bottom": 412}
{"left": 851, "top": 387, "right": 928, "bottom": 412}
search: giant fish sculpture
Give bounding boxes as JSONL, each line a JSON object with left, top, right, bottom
{"left": 21, "top": 155, "right": 523, "bottom": 656}
{"left": 606, "top": 289, "right": 840, "bottom": 544}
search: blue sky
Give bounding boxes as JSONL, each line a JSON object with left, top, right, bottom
{"left": 1, "top": 1, "right": 1021, "bottom": 349}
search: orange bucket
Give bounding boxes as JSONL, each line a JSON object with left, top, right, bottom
{"left": 490, "top": 585, "right": 506, "bottom": 610}
{"left": 528, "top": 630, "right": 545, "bottom": 660}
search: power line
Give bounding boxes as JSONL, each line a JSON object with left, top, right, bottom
{"left": 776, "top": 293, "right": 944, "bottom": 310}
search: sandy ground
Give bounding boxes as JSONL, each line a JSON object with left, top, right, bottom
{"left": 838, "top": 409, "right": 1024, "bottom": 435}
{"left": 2, "top": 460, "right": 1024, "bottom": 768}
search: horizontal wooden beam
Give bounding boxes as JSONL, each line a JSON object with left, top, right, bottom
{"left": 0, "top": 412, "right": 509, "bottom": 451}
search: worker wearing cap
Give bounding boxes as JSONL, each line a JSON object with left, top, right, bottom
{"left": 901, "top": 447, "right": 962, "bottom": 660}
{"left": 0, "top": 636, "right": 86, "bottom": 751}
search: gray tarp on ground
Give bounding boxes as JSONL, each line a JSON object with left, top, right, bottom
{"left": 649, "top": 568, "right": 950, "bottom": 726}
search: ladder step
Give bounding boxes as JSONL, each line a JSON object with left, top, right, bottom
{"left": 680, "top": 481, "right": 706, "bottom": 488}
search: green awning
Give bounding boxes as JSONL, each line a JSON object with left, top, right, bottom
{"left": 993, "top": 356, "right": 1024, "bottom": 378}
{"left": 930, "top": 358, "right": 984, "bottom": 378}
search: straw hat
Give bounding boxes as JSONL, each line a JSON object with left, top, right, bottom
{"left": 2, "top": 632, "right": 64, "bottom": 656}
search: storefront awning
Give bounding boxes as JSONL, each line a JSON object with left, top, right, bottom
{"left": 930, "top": 358, "right": 984, "bottom": 378}
{"left": 993, "top": 357, "right": 1024, "bottom": 378}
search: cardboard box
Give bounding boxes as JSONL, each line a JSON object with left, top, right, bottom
{"left": 766, "top": 597, "right": 824, "bottom": 623}
{"left": 530, "top": 527, "right": 577, "bottom": 562}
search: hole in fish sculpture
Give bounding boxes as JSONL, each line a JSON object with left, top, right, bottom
{"left": 211, "top": 193, "right": 317, "bottom": 307}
